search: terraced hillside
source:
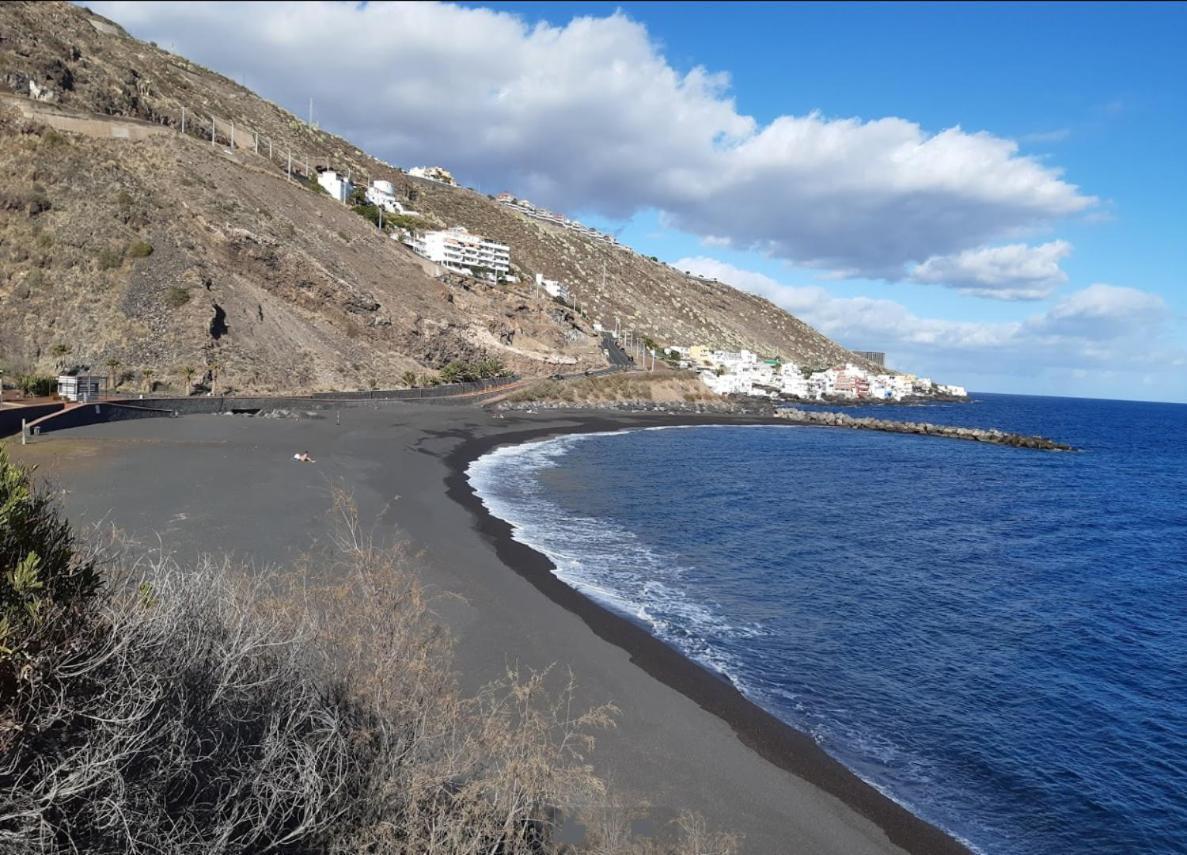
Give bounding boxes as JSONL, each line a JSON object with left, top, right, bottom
{"left": 0, "top": 1, "right": 871, "bottom": 394}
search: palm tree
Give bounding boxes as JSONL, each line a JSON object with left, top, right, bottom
{"left": 105, "top": 358, "right": 122, "bottom": 393}
{"left": 142, "top": 368, "right": 154, "bottom": 393}
{"left": 181, "top": 366, "right": 196, "bottom": 394}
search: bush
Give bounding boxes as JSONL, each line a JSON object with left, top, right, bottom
{"left": 0, "top": 448, "right": 100, "bottom": 699}
{"left": 0, "top": 470, "right": 736, "bottom": 854}
{"left": 126, "top": 240, "right": 153, "bottom": 258}
{"left": 164, "top": 286, "right": 191, "bottom": 308}
{"left": 96, "top": 246, "right": 122, "bottom": 270}
{"left": 16, "top": 374, "right": 55, "bottom": 397}
{"left": 0, "top": 185, "right": 50, "bottom": 216}
{"left": 439, "top": 358, "right": 507, "bottom": 384}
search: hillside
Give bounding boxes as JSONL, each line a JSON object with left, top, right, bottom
{"left": 0, "top": 1, "right": 872, "bottom": 394}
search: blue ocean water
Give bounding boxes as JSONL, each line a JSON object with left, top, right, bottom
{"left": 467, "top": 394, "right": 1187, "bottom": 854}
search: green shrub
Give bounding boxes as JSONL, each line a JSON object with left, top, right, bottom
{"left": 439, "top": 358, "right": 507, "bottom": 384}
{"left": 17, "top": 374, "right": 55, "bottom": 396}
{"left": 126, "top": 240, "right": 153, "bottom": 258}
{"left": 351, "top": 202, "right": 383, "bottom": 228}
{"left": 164, "top": 286, "right": 190, "bottom": 309}
{"left": 0, "top": 447, "right": 100, "bottom": 693}
{"left": 96, "top": 247, "right": 122, "bottom": 270}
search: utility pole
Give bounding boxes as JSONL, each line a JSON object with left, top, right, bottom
{"left": 308, "top": 97, "right": 314, "bottom": 128}
{"left": 180, "top": 106, "right": 185, "bottom": 134}
{"left": 254, "top": 132, "right": 258, "bottom": 154}
{"left": 230, "top": 121, "right": 235, "bottom": 150}
{"left": 287, "top": 150, "right": 292, "bottom": 180}
{"left": 211, "top": 115, "right": 215, "bottom": 147}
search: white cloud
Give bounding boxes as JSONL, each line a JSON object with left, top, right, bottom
{"left": 910, "top": 240, "right": 1072, "bottom": 300}
{"left": 91, "top": 1, "right": 1094, "bottom": 290}
{"left": 674, "top": 256, "right": 1176, "bottom": 381}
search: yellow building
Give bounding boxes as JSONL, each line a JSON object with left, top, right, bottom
{"left": 688, "top": 345, "right": 715, "bottom": 366}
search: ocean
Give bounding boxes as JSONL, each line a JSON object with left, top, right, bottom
{"left": 467, "top": 393, "right": 1187, "bottom": 854}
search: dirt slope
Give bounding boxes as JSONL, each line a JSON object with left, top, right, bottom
{"left": 0, "top": 1, "right": 872, "bottom": 394}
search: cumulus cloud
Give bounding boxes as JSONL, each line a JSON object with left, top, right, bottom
{"left": 910, "top": 240, "right": 1072, "bottom": 300}
{"left": 674, "top": 256, "right": 1175, "bottom": 377}
{"left": 92, "top": 1, "right": 1093, "bottom": 291}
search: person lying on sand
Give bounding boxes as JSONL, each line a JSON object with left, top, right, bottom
{"left": 292, "top": 451, "right": 316, "bottom": 463}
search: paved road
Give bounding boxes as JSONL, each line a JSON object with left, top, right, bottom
{"left": 601, "top": 332, "right": 633, "bottom": 367}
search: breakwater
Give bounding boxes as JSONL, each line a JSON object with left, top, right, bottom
{"left": 776, "top": 408, "right": 1073, "bottom": 450}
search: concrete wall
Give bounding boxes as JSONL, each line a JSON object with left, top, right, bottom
{"left": 0, "top": 403, "right": 64, "bottom": 438}
{"left": 309, "top": 376, "right": 518, "bottom": 401}
{"left": 26, "top": 403, "right": 173, "bottom": 435}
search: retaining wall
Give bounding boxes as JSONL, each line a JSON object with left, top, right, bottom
{"left": 0, "top": 403, "right": 64, "bottom": 438}
{"left": 25, "top": 403, "right": 173, "bottom": 435}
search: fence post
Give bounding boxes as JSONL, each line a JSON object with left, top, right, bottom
{"left": 20, "top": 418, "right": 26, "bottom": 445}
{"left": 230, "top": 121, "right": 235, "bottom": 150}
{"left": 211, "top": 115, "right": 215, "bottom": 147}
{"left": 181, "top": 105, "right": 186, "bottom": 134}
{"left": 287, "top": 150, "right": 292, "bottom": 180}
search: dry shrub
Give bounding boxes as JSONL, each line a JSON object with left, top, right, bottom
{"left": 0, "top": 462, "right": 734, "bottom": 853}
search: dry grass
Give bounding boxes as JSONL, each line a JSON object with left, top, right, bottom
{"left": 0, "top": 477, "right": 738, "bottom": 853}
{"left": 505, "top": 371, "right": 721, "bottom": 406}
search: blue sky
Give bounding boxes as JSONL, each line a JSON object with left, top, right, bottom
{"left": 94, "top": 1, "right": 1187, "bottom": 401}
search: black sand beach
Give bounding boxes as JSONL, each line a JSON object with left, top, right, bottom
{"left": 8, "top": 401, "right": 968, "bottom": 855}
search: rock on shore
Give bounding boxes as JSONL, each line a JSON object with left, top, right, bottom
{"left": 776, "top": 408, "right": 1074, "bottom": 451}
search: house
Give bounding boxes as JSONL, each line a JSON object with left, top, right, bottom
{"left": 535, "top": 273, "right": 570, "bottom": 301}
{"left": 316, "top": 168, "right": 353, "bottom": 204}
{"left": 57, "top": 374, "right": 106, "bottom": 402}
{"left": 404, "top": 226, "right": 511, "bottom": 279}
{"left": 365, "top": 179, "right": 419, "bottom": 217}
{"left": 779, "top": 363, "right": 810, "bottom": 398}
{"left": 408, "top": 166, "right": 456, "bottom": 185}
{"left": 700, "top": 370, "right": 751, "bottom": 396}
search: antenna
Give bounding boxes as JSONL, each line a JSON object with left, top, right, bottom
{"left": 308, "top": 97, "right": 314, "bottom": 128}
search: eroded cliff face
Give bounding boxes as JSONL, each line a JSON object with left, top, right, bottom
{"left": 0, "top": 1, "right": 871, "bottom": 394}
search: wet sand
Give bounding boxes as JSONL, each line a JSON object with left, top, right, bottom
{"left": 7, "top": 401, "right": 968, "bottom": 855}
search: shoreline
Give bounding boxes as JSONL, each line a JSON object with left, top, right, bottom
{"left": 441, "top": 412, "right": 970, "bottom": 855}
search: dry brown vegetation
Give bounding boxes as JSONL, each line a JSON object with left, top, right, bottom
{"left": 504, "top": 371, "right": 724, "bottom": 406}
{"left": 0, "top": 452, "right": 737, "bottom": 853}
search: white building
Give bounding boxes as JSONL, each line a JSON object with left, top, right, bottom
{"left": 535, "top": 273, "right": 570, "bottom": 301}
{"left": 700, "top": 370, "right": 752, "bottom": 396}
{"left": 57, "top": 375, "right": 105, "bottom": 402}
{"left": 779, "top": 363, "right": 811, "bottom": 398}
{"left": 404, "top": 226, "right": 511, "bottom": 279}
{"left": 316, "top": 169, "right": 353, "bottom": 204}
{"left": 937, "top": 384, "right": 969, "bottom": 397}
{"left": 365, "top": 179, "right": 419, "bottom": 217}
{"left": 408, "top": 166, "right": 456, "bottom": 185}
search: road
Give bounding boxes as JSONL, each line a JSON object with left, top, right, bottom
{"left": 601, "top": 332, "right": 633, "bottom": 367}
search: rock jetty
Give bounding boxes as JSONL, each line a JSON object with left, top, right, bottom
{"left": 776, "top": 408, "right": 1074, "bottom": 451}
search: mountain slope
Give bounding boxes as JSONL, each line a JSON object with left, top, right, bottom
{"left": 1, "top": 1, "right": 872, "bottom": 394}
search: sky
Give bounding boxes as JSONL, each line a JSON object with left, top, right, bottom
{"left": 89, "top": 1, "right": 1187, "bottom": 401}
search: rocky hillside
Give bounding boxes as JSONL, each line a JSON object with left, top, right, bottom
{"left": 0, "top": 1, "right": 871, "bottom": 394}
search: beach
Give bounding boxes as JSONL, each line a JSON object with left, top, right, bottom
{"left": 8, "top": 401, "right": 967, "bottom": 855}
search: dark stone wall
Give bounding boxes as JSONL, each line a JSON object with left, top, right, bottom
{"left": 0, "top": 403, "right": 64, "bottom": 438}
{"left": 26, "top": 403, "right": 173, "bottom": 435}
